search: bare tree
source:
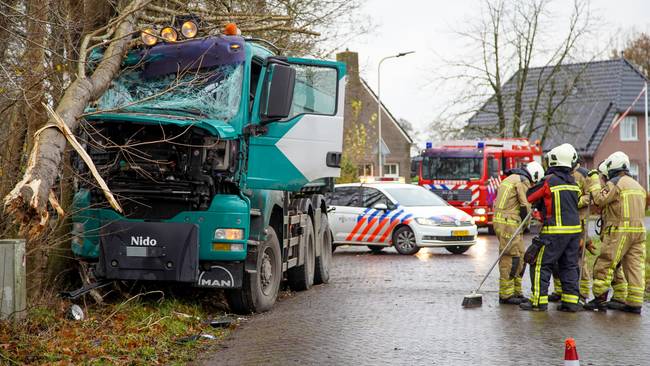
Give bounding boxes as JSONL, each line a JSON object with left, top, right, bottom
{"left": 440, "top": 0, "right": 593, "bottom": 142}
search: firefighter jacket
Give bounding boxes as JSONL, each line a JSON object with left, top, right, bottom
{"left": 527, "top": 166, "right": 581, "bottom": 234}
{"left": 493, "top": 169, "right": 532, "bottom": 224}
{"left": 591, "top": 173, "right": 646, "bottom": 233}
{"left": 572, "top": 166, "right": 598, "bottom": 221}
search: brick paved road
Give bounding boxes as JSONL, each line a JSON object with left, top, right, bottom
{"left": 202, "top": 234, "right": 650, "bottom": 365}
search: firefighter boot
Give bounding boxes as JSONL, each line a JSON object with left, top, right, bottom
{"left": 519, "top": 299, "right": 547, "bottom": 312}
{"left": 499, "top": 296, "right": 523, "bottom": 305}
{"left": 622, "top": 305, "right": 642, "bottom": 314}
{"left": 584, "top": 293, "right": 608, "bottom": 312}
{"left": 557, "top": 302, "right": 582, "bottom": 312}
{"left": 607, "top": 299, "right": 627, "bottom": 311}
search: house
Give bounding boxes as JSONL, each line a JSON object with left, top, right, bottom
{"left": 336, "top": 50, "right": 413, "bottom": 180}
{"left": 467, "top": 58, "right": 649, "bottom": 188}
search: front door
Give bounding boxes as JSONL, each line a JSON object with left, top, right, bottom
{"left": 246, "top": 58, "right": 347, "bottom": 190}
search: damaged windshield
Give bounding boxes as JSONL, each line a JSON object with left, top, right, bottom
{"left": 96, "top": 62, "right": 243, "bottom": 121}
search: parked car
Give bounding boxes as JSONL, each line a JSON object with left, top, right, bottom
{"left": 327, "top": 183, "right": 477, "bottom": 255}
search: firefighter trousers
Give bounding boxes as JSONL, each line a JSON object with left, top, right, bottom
{"left": 494, "top": 219, "right": 525, "bottom": 299}
{"left": 529, "top": 233, "right": 581, "bottom": 306}
{"left": 593, "top": 229, "right": 646, "bottom": 307}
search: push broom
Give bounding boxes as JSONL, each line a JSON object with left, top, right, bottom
{"left": 462, "top": 211, "right": 532, "bottom": 308}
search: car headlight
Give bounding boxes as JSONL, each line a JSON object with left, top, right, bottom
{"left": 473, "top": 208, "right": 486, "bottom": 215}
{"left": 415, "top": 217, "right": 439, "bottom": 226}
{"left": 214, "top": 228, "right": 244, "bottom": 240}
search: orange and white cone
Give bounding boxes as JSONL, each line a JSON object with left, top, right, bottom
{"left": 564, "top": 338, "right": 580, "bottom": 365}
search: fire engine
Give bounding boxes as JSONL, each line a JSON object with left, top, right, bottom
{"left": 417, "top": 139, "right": 542, "bottom": 233}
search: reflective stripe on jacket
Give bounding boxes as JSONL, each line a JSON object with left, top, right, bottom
{"left": 592, "top": 174, "right": 646, "bottom": 231}
{"left": 494, "top": 172, "right": 531, "bottom": 224}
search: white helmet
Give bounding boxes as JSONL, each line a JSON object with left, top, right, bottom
{"left": 525, "top": 161, "right": 545, "bottom": 183}
{"left": 547, "top": 143, "right": 577, "bottom": 168}
{"left": 597, "top": 160, "right": 608, "bottom": 178}
{"left": 604, "top": 151, "right": 630, "bottom": 175}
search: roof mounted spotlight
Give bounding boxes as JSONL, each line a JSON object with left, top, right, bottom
{"left": 160, "top": 27, "right": 178, "bottom": 42}
{"left": 181, "top": 20, "right": 198, "bottom": 38}
{"left": 141, "top": 28, "right": 157, "bottom": 46}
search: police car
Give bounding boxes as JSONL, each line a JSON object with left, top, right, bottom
{"left": 327, "top": 182, "right": 478, "bottom": 255}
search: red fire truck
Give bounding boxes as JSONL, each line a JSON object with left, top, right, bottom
{"left": 417, "top": 139, "right": 542, "bottom": 232}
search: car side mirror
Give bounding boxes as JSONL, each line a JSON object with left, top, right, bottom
{"left": 373, "top": 203, "right": 388, "bottom": 211}
{"left": 260, "top": 62, "right": 296, "bottom": 124}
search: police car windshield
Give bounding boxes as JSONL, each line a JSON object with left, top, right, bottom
{"left": 383, "top": 186, "right": 447, "bottom": 207}
{"left": 422, "top": 156, "right": 483, "bottom": 180}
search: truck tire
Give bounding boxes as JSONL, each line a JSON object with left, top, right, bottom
{"left": 487, "top": 225, "right": 495, "bottom": 235}
{"left": 314, "top": 214, "right": 332, "bottom": 284}
{"left": 226, "top": 227, "right": 281, "bottom": 314}
{"left": 393, "top": 226, "right": 420, "bottom": 255}
{"left": 288, "top": 215, "right": 315, "bottom": 291}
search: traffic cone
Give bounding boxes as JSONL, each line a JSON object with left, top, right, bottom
{"left": 564, "top": 338, "right": 580, "bottom": 365}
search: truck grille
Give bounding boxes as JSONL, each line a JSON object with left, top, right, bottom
{"left": 431, "top": 189, "right": 472, "bottom": 202}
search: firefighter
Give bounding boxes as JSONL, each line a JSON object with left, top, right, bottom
{"left": 520, "top": 143, "right": 582, "bottom": 312}
{"left": 585, "top": 151, "right": 646, "bottom": 314}
{"left": 493, "top": 161, "right": 545, "bottom": 305}
{"left": 594, "top": 160, "right": 628, "bottom": 310}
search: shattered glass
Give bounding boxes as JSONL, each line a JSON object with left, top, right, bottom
{"left": 96, "top": 63, "right": 243, "bottom": 121}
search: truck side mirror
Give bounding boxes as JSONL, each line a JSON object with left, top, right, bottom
{"left": 260, "top": 62, "right": 296, "bottom": 124}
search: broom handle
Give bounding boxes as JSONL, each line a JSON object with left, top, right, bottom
{"left": 474, "top": 210, "right": 532, "bottom": 293}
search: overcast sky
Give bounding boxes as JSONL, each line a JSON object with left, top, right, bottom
{"left": 335, "top": 0, "right": 650, "bottom": 148}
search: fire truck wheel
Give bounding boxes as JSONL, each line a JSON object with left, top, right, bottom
{"left": 393, "top": 226, "right": 420, "bottom": 255}
{"left": 367, "top": 245, "right": 384, "bottom": 253}
{"left": 226, "top": 226, "right": 281, "bottom": 314}
{"left": 314, "top": 214, "right": 332, "bottom": 284}
{"left": 487, "top": 225, "right": 496, "bottom": 235}
{"left": 288, "top": 216, "right": 315, "bottom": 291}
{"left": 445, "top": 245, "right": 470, "bottom": 254}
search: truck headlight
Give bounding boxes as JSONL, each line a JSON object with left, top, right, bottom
{"left": 214, "top": 228, "right": 244, "bottom": 240}
{"left": 473, "top": 208, "right": 486, "bottom": 215}
{"left": 415, "top": 217, "right": 439, "bottom": 226}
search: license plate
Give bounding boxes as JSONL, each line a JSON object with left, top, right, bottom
{"left": 452, "top": 230, "right": 469, "bottom": 236}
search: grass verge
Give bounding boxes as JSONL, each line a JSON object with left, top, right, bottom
{"left": 0, "top": 291, "right": 234, "bottom": 365}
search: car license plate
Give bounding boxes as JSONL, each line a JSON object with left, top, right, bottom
{"left": 452, "top": 230, "right": 469, "bottom": 236}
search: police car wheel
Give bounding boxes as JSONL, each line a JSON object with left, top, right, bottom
{"left": 288, "top": 216, "right": 316, "bottom": 291}
{"left": 445, "top": 245, "right": 470, "bottom": 254}
{"left": 226, "top": 226, "right": 281, "bottom": 314}
{"left": 393, "top": 226, "right": 419, "bottom": 255}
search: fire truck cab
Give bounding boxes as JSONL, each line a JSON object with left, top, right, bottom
{"left": 417, "top": 139, "right": 542, "bottom": 232}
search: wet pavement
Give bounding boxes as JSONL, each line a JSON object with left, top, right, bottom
{"left": 203, "top": 233, "right": 650, "bottom": 365}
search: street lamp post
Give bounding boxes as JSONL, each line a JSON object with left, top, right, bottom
{"left": 377, "top": 51, "right": 415, "bottom": 177}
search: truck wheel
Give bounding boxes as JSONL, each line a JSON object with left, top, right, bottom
{"left": 393, "top": 226, "right": 420, "bottom": 255}
{"left": 487, "top": 225, "right": 495, "bottom": 235}
{"left": 288, "top": 216, "right": 315, "bottom": 291}
{"left": 446, "top": 245, "right": 470, "bottom": 254}
{"left": 314, "top": 214, "right": 332, "bottom": 284}
{"left": 226, "top": 227, "right": 281, "bottom": 314}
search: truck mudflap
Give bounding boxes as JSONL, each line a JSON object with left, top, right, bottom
{"left": 97, "top": 221, "right": 199, "bottom": 282}
{"left": 195, "top": 262, "right": 243, "bottom": 288}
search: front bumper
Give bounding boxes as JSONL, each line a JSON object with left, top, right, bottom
{"left": 412, "top": 223, "right": 478, "bottom": 247}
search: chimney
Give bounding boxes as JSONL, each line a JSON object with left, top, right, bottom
{"left": 336, "top": 50, "right": 359, "bottom": 83}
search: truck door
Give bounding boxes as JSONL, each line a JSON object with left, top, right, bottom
{"left": 247, "top": 58, "right": 347, "bottom": 191}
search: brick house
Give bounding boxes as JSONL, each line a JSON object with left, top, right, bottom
{"left": 467, "top": 58, "right": 649, "bottom": 188}
{"left": 336, "top": 51, "right": 413, "bottom": 180}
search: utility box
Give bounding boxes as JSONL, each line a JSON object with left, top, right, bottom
{"left": 0, "top": 239, "right": 26, "bottom": 320}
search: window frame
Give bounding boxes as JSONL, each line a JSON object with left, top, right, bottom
{"left": 383, "top": 163, "right": 399, "bottom": 177}
{"left": 358, "top": 163, "right": 373, "bottom": 177}
{"left": 629, "top": 161, "right": 640, "bottom": 181}
{"left": 281, "top": 62, "right": 339, "bottom": 122}
{"left": 620, "top": 116, "right": 638, "bottom": 141}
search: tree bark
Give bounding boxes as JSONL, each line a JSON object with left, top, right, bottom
{"left": 3, "top": 0, "right": 149, "bottom": 237}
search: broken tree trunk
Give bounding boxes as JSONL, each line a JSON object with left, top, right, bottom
{"left": 3, "top": 0, "right": 149, "bottom": 237}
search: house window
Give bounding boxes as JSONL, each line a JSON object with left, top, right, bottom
{"left": 383, "top": 163, "right": 399, "bottom": 177}
{"left": 358, "top": 163, "right": 373, "bottom": 177}
{"left": 629, "top": 162, "right": 639, "bottom": 181}
{"left": 620, "top": 116, "right": 638, "bottom": 141}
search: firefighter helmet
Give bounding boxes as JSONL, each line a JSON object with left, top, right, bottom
{"left": 546, "top": 144, "right": 577, "bottom": 168}
{"left": 604, "top": 151, "right": 630, "bottom": 176}
{"left": 597, "top": 160, "right": 608, "bottom": 178}
{"left": 525, "top": 161, "right": 545, "bottom": 183}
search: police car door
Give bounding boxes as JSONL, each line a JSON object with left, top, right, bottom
{"left": 328, "top": 186, "right": 364, "bottom": 243}
{"left": 246, "top": 58, "right": 347, "bottom": 190}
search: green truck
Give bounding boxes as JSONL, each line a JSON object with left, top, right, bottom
{"left": 69, "top": 22, "right": 346, "bottom": 313}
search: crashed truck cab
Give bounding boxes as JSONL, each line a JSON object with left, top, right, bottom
{"left": 69, "top": 23, "right": 346, "bottom": 312}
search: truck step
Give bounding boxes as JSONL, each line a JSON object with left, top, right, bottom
{"left": 250, "top": 208, "right": 262, "bottom": 217}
